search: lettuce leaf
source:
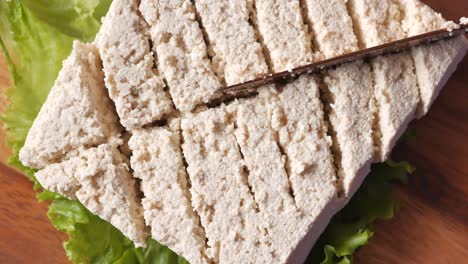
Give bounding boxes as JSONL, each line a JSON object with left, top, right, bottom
{"left": 0, "top": 1, "right": 413, "bottom": 264}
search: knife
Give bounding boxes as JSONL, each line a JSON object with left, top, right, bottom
{"left": 217, "top": 23, "right": 468, "bottom": 95}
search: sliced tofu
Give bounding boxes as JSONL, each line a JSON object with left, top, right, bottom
{"left": 129, "top": 126, "right": 210, "bottom": 264}
{"left": 193, "top": 0, "right": 269, "bottom": 84}
{"left": 271, "top": 76, "right": 338, "bottom": 215}
{"left": 19, "top": 41, "right": 120, "bottom": 169}
{"left": 252, "top": 0, "right": 314, "bottom": 71}
{"left": 36, "top": 143, "right": 147, "bottom": 247}
{"left": 348, "top": 0, "right": 420, "bottom": 161}
{"left": 96, "top": 0, "right": 173, "bottom": 130}
{"left": 140, "top": 0, "right": 222, "bottom": 112}
{"left": 234, "top": 96, "right": 310, "bottom": 262}
{"left": 304, "top": 3, "right": 374, "bottom": 197}
{"left": 323, "top": 61, "right": 375, "bottom": 198}
{"left": 181, "top": 107, "right": 271, "bottom": 263}
{"left": 398, "top": 0, "right": 468, "bottom": 117}
{"left": 300, "top": 0, "right": 359, "bottom": 58}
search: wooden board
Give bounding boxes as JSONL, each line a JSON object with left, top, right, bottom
{"left": 0, "top": 1, "right": 466, "bottom": 263}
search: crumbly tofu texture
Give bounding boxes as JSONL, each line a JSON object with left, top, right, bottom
{"left": 140, "top": 0, "right": 222, "bottom": 112}
{"left": 348, "top": 0, "right": 420, "bottom": 161}
{"left": 19, "top": 41, "right": 120, "bottom": 169}
{"left": 35, "top": 144, "right": 147, "bottom": 247}
{"left": 300, "top": 0, "right": 359, "bottom": 58}
{"left": 96, "top": 0, "right": 173, "bottom": 130}
{"left": 272, "top": 76, "right": 338, "bottom": 215}
{"left": 323, "top": 61, "right": 375, "bottom": 198}
{"left": 253, "top": 0, "right": 314, "bottom": 71}
{"left": 194, "top": 0, "right": 269, "bottom": 84}
{"left": 129, "top": 127, "right": 210, "bottom": 264}
{"left": 399, "top": 0, "right": 468, "bottom": 117}
{"left": 181, "top": 107, "right": 272, "bottom": 263}
{"left": 234, "top": 95, "right": 310, "bottom": 262}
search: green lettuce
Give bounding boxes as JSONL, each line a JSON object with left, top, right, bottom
{"left": 0, "top": 1, "right": 413, "bottom": 263}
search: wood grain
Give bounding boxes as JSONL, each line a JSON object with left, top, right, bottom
{"left": 0, "top": 1, "right": 467, "bottom": 263}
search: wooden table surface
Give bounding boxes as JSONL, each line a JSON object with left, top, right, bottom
{"left": 0, "top": 1, "right": 467, "bottom": 263}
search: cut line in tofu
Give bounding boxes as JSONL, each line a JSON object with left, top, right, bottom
{"left": 181, "top": 107, "right": 273, "bottom": 263}
{"left": 96, "top": 0, "right": 173, "bottom": 130}
{"left": 348, "top": 0, "right": 420, "bottom": 161}
{"left": 252, "top": 0, "right": 314, "bottom": 72}
{"left": 398, "top": 0, "right": 468, "bottom": 117}
{"left": 129, "top": 126, "right": 210, "bottom": 264}
{"left": 139, "top": 0, "right": 222, "bottom": 112}
{"left": 259, "top": 78, "right": 341, "bottom": 263}
{"left": 271, "top": 75, "right": 338, "bottom": 215}
{"left": 35, "top": 143, "right": 147, "bottom": 247}
{"left": 193, "top": 0, "right": 269, "bottom": 85}
{"left": 300, "top": 0, "right": 359, "bottom": 58}
{"left": 19, "top": 41, "right": 121, "bottom": 169}
{"left": 323, "top": 61, "right": 375, "bottom": 198}
{"left": 234, "top": 94, "right": 314, "bottom": 262}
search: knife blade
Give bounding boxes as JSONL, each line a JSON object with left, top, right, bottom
{"left": 217, "top": 23, "right": 468, "bottom": 95}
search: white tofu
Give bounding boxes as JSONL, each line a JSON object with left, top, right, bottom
{"left": 181, "top": 107, "right": 272, "bottom": 263}
{"left": 234, "top": 95, "right": 309, "bottom": 262}
{"left": 140, "top": 0, "right": 222, "bottom": 112}
{"left": 323, "top": 61, "right": 375, "bottom": 198}
{"left": 398, "top": 0, "right": 468, "bottom": 117}
{"left": 305, "top": 2, "right": 374, "bottom": 197}
{"left": 193, "top": 0, "right": 269, "bottom": 84}
{"left": 348, "top": 0, "right": 420, "bottom": 161}
{"left": 19, "top": 41, "right": 120, "bottom": 169}
{"left": 36, "top": 144, "right": 147, "bottom": 247}
{"left": 371, "top": 54, "right": 419, "bottom": 161}
{"left": 129, "top": 126, "right": 210, "bottom": 264}
{"left": 272, "top": 76, "right": 338, "bottom": 216}
{"left": 253, "top": 0, "right": 314, "bottom": 71}
{"left": 300, "top": 0, "right": 359, "bottom": 58}
{"left": 96, "top": 0, "right": 173, "bottom": 130}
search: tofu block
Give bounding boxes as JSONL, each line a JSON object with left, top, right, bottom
{"left": 194, "top": 0, "right": 269, "bottom": 84}
{"left": 398, "top": 0, "right": 468, "bottom": 117}
{"left": 140, "top": 0, "right": 222, "bottom": 112}
{"left": 129, "top": 127, "right": 210, "bottom": 264}
{"left": 272, "top": 76, "right": 338, "bottom": 215}
{"left": 300, "top": 0, "right": 359, "bottom": 58}
{"left": 19, "top": 41, "right": 120, "bottom": 169}
{"left": 181, "top": 107, "right": 271, "bottom": 263}
{"left": 234, "top": 95, "right": 310, "bottom": 262}
{"left": 348, "top": 0, "right": 419, "bottom": 161}
{"left": 253, "top": 0, "right": 314, "bottom": 71}
{"left": 96, "top": 0, "right": 173, "bottom": 129}
{"left": 36, "top": 144, "right": 147, "bottom": 247}
{"left": 348, "top": 0, "right": 405, "bottom": 47}
{"left": 323, "top": 61, "right": 375, "bottom": 198}
{"left": 371, "top": 54, "right": 419, "bottom": 161}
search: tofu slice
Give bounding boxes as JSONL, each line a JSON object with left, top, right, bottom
{"left": 304, "top": 3, "right": 374, "bottom": 197}
{"left": 348, "top": 0, "right": 420, "bottom": 161}
{"left": 272, "top": 76, "right": 338, "bottom": 215}
{"left": 323, "top": 61, "right": 375, "bottom": 198}
{"left": 300, "top": 0, "right": 359, "bottom": 58}
{"left": 129, "top": 126, "right": 210, "bottom": 264}
{"left": 19, "top": 41, "right": 120, "bottom": 169}
{"left": 398, "top": 0, "right": 468, "bottom": 117}
{"left": 234, "top": 96, "right": 311, "bottom": 262}
{"left": 36, "top": 144, "right": 147, "bottom": 247}
{"left": 139, "top": 0, "right": 222, "bottom": 112}
{"left": 252, "top": 0, "right": 314, "bottom": 71}
{"left": 193, "top": 0, "right": 269, "bottom": 84}
{"left": 96, "top": 0, "right": 173, "bottom": 130}
{"left": 181, "top": 107, "right": 271, "bottom": 263}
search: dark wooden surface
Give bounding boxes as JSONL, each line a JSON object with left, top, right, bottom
{"left": 0, "top": 1, "right": 467, "bottom": 263}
